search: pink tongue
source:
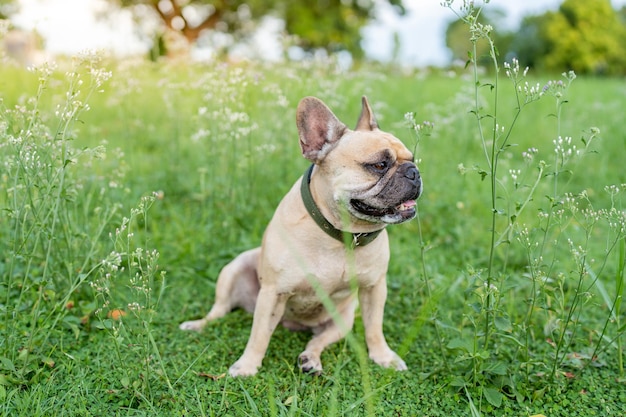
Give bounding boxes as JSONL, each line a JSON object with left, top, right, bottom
{"left": 403, "top": 200, "right": 416, "bottom": 208}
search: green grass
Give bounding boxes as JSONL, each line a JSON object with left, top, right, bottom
{"left": 1, "top": 48, "right": 625, "bottom": 416}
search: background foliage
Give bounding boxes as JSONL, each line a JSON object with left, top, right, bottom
{"left": 3, "top": 0, "right": 626, "bottom": 74}
{"left": 446, "top": 0, "right": 626, "bottom": 75}
{"left": 115, "top": 0, "right": 405, "bottom": 58}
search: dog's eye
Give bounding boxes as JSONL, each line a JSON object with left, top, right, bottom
{"left": 370, "top": 161, "right": 388, "bottom": 172}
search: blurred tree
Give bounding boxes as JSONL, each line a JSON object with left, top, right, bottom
{"left": 115, "top": 0, "right": 405, "bottom": 58}
{"left": 444, "top": 8, "right": 509, "bottom": 67}
{"left": 0, "top": 0, "right": 17, "bottom": 20}
{"left": 539, "top": 0, "right": 626, "bottom": 74}
{"left": 506, "top": 14, "right": 551, "bottom": 70}
{"left": 449, "top": 0, "right": 626, "bottom": 75}
{"left": 446, "top": 13, "right": 489, "bottom": 65}
{"left": 283, "top": 0, "right": 384, "bottom": 59}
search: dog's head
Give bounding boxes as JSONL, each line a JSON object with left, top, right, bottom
{"left": 297, "top": 96, "right": 421, "bottom": 225}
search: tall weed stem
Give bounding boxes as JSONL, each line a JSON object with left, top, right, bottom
{"left": 442, "top": 0, "right": 625, "bottom": 409}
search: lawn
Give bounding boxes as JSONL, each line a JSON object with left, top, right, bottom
{"left": 1, "top": 50, "right": 625, "bottom": 416}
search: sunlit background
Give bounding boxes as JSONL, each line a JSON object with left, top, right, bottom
{"left": 4, "top": 0, "right": 626, "bottom": 72}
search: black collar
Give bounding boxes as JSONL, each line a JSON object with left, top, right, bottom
{"left": 300, "top": 164, "right": 383, "bottom": 248}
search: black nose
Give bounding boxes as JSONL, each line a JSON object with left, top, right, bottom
{"left": 402, "top": 164, "right": 420, "bottom": 184}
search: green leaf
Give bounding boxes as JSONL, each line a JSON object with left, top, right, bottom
{"left": 494, "top": 316, "right": 512, "bottom": 332}
{"left": 450, "top": 376, "right": 467, "bottom": 387}
{"left": 484, "top": 361, "right": 508, "bottom": 376}
{"left": 532, "top": 386, "right": 546, "bottom": 401}
{"left": 483, "top": 386, "right": 503, "bottom": 407}
{"left": 477, "top": 350, "right": 490, "bottom": 360}
{"left": 17, "top": 348, "right": 29, "bottom": 362}
{"left": 94, "top": 319, "right": 114, "bottom": 330}
{"left": 0, "top": 357, "right": 15, "bottom": 373}
{"left": 447, "top": 338, "right": 474, "bottom": 354}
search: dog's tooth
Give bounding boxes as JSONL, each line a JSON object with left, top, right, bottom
{"left": 397, "top": 200, "right": 416, "bottom": 212}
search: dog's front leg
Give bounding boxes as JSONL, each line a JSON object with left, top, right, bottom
{"left": 359, "top": 276, "right": 407, "bottom": 371}
{"left": 228, "top": 286, "right": 288, "bottom": 377}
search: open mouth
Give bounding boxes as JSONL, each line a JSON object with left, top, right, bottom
{"left": 350, "top": 199, "right": 417, "bottom": 220}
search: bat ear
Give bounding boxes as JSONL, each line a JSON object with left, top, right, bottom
{"left": 355, "top": 96, "right": 378, "bottom": 131}
{"left": 296, "top": 97, "right": 347, "bottom": 163}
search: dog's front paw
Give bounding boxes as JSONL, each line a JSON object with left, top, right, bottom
{"left": 228, "top": 358, "right": 260, "bottom": 377}
{"left": 179, "top": 319, "right": 206, "bottom": 332}
{"left": 370, "top": 349, "right": 408, "bottom": 371}
{"left": 298, "top": 351, "right": 323, "bottom": 375}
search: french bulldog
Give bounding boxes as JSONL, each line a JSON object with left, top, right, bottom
{"left": 180, "top": 96, "right": 422, "bottom": 377}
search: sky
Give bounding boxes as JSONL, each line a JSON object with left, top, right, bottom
{"left": 12, "top": 0, "right": 147, "bottom": 56}
{"left": 363, "top": 0, "right": 626, "bottom": 65}
{"left": 10, "top": 0, "right": 626, "bottom": 66}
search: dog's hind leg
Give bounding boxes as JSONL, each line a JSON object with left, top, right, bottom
{"left": 297, "top": 299, "right": 357, "bottom": 375}
{"left": 179, "top": 247, "right": 261, "bottom": 331}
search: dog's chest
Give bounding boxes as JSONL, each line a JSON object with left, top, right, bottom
{"left": 277, "top": 249, "right": 384, "bottom": 321}
{"left": 281, "top": 245, "right": 382, "bottom": 288}
{"left": 283, "top": 276, "right": 353, "bottom": 321}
